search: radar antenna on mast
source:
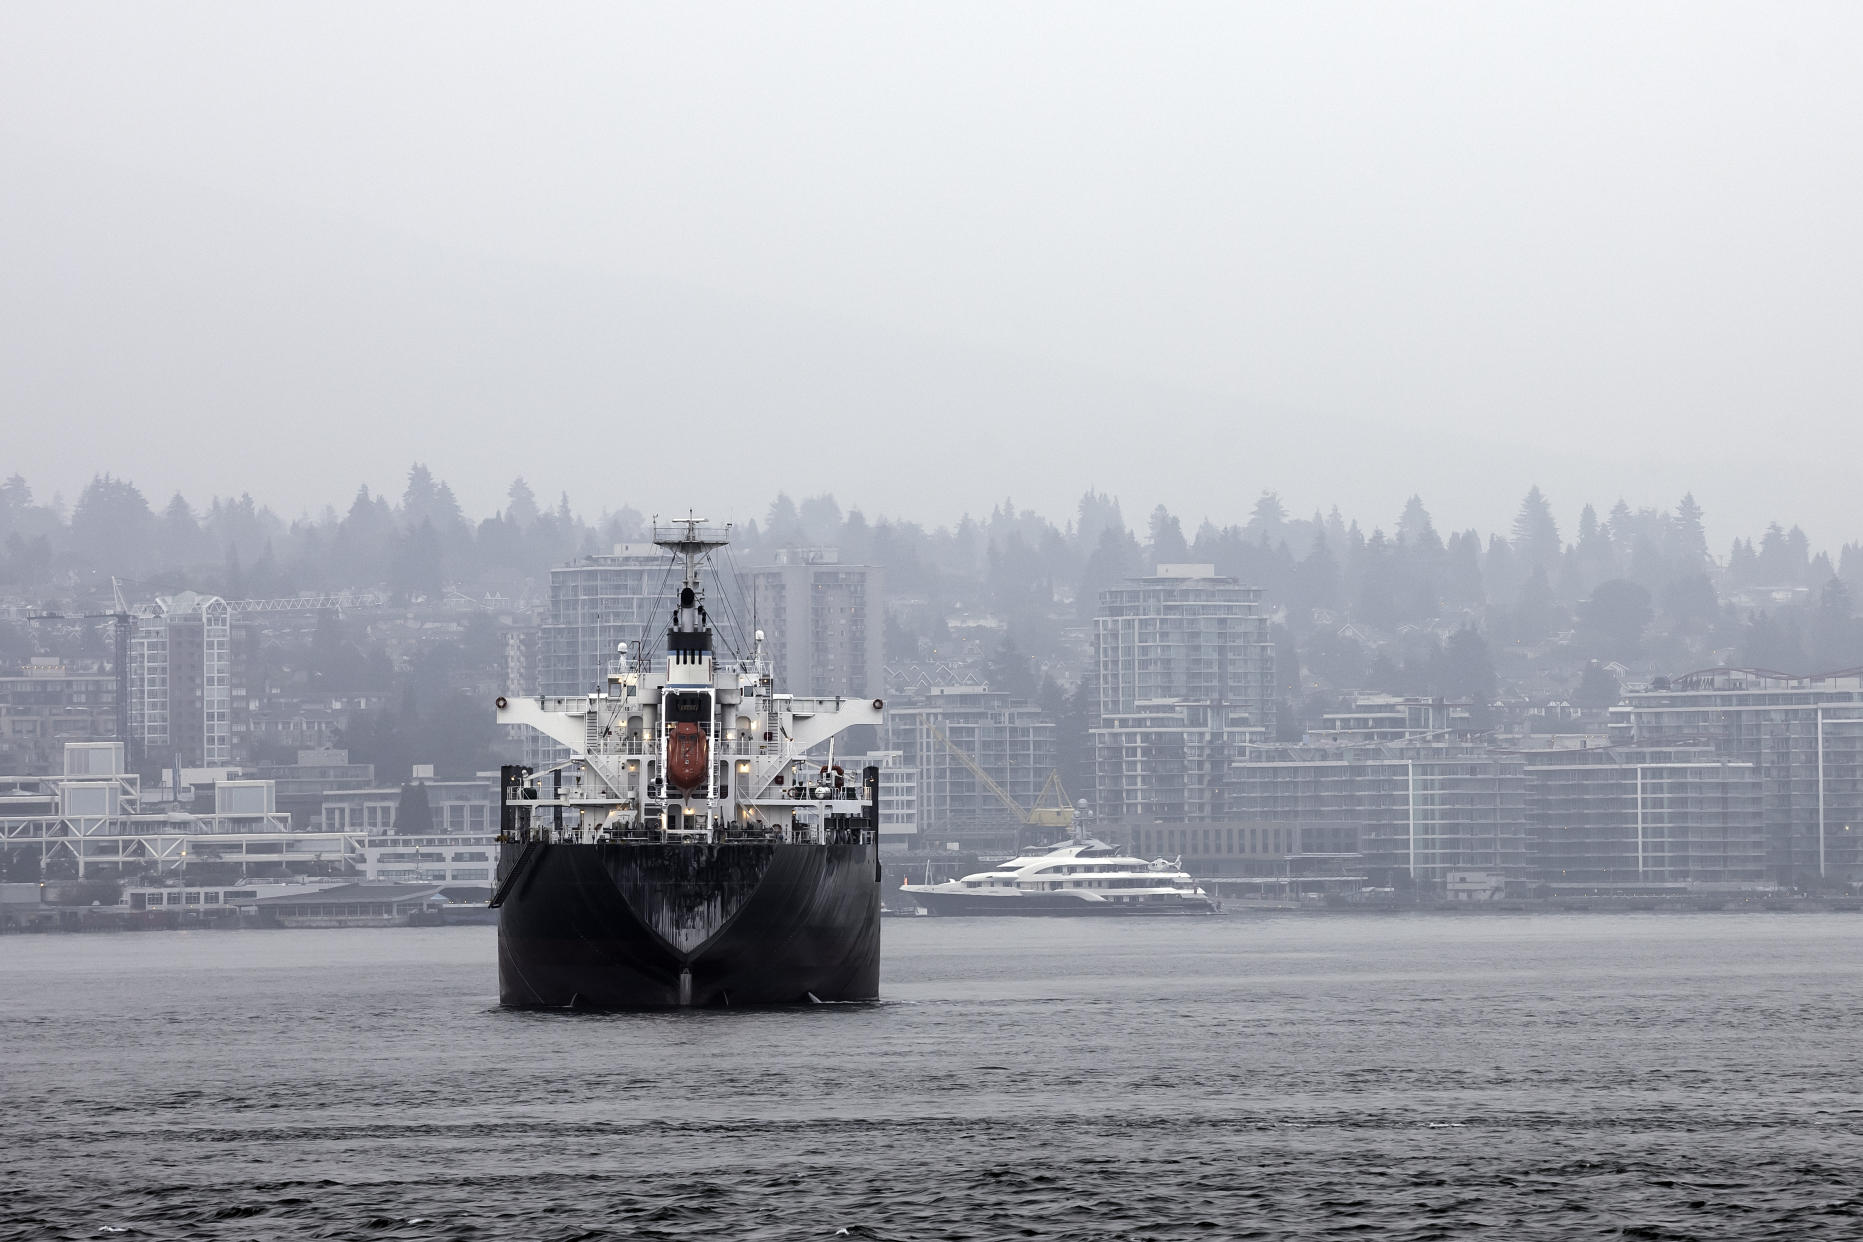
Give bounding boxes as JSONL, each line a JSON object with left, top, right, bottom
{"left": 651, "top": 513, "right": 732, "bottom": 590}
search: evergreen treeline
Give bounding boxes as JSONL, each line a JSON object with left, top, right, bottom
{"left": 0, "top": 468, "right": 625, "bottom": 601}
{"left": 10, "top": 467, "right": 1863, "bottom": 707}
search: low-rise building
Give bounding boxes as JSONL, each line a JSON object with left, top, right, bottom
{"left": 247, "top": 704, "right": 342, "bottom": 753}
{"left": 253, "top": 882, "right": 449, "bottom": 927}
{"left": 0, "top": 742, "right": 362, "bottom": 878}
{"left": 1227, "top": 743, "right": 1531, "bottom": 890}
{"left": 1121, "top": 818, "right": 1366, "bottom": 901}
{"left": 1519, "top": 742, "right": 1767, "bottom": 890}
{"left": 322, "top": 773, "right": 501, "bottom": 884}
{"left": 321, "top": 776, "right": 498, "bottom": 837}
{"left": 0, "top": 658, "right": 117, "bottom": 776}
{"left": 1308, "top": 695, "right": 1471, "bottom": 745}
{"left": 0, "top": 881, "right": 43, "bottom": 929}
{"left": 357, "top": 832, "right": 498, "bottom": 885}
{"left": 251, "top": 747, "right": 377, "bottom": 828}
{"left": 1611, "top": 668, "right": 1863, "bottom": 883}
{"left": 121, "top": 877, "right": 354, "bottom": 914}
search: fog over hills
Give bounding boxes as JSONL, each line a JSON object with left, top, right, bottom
{"left": 0, "top": 139, "right": 1830, "bottom": 547}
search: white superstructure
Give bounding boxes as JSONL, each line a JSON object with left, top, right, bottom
{"left": 494, "top": 518, "right": 884, "bottom": 845}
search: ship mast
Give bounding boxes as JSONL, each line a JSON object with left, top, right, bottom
{"left": 653, "top": 513, "right": 731, "bottom": 600}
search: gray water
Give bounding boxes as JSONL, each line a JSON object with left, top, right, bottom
{"left": 2, "top": 913, "right": 1860, "bottom": 1240}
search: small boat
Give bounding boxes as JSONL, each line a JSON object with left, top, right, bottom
{"left": 899, "top": 839, "right": 1217, "bottom": 916}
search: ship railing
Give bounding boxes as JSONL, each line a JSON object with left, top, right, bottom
{"left": 584, "top": 737, "right": 649, "bottom": 753}
{"left": 507, "top": 821, "right": 831, "bottom": 846}
{"left": 504, "top": 823, "right": 879, "bottom": 848}
{"left": 650, "top": 520, "right": 732, "bottom": 547}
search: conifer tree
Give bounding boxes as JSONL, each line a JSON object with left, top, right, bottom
{"left": 1397, "top": 495, "right": 1441, "bottom": 553}
{"left": 1573, "top": 662, "right": 1621, "bottom": 710}
{"left": 1444, "top": 531, "right": 1485, "bottom": 605}
{"left": 1244, "top": 491, "right": 1286, "bottom": 546}
{"left": 505, "top": 477, "right": 540, "bottom": 529}
{"left": 1510, "top": 485, "right": 1561, "bottom": 573}
{"left": 1675, "top": 493, "right": 1709, "bottom": 564}
{"left": 395, "top": 781, "right": 433, "bottom": 835}
{"left": 1147, "top": 505, "right": 1189, "bottom": 565}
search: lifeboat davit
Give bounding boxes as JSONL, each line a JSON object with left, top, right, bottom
{"left": 667, "top": 722, "right": 710, "bottom": 791}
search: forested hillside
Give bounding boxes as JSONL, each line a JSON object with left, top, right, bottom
{"left": 8, "top": 467, "right": 1863, "bottom": 750}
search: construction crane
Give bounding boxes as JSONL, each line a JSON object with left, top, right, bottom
{"left": 925, "top": 719, "right": 1077, "bottom": 840}
{"left": 225, "top": 590, "right": 388, "bottom": 615}
{"left": 25, "top": 578, "right": 136, "bottom": 768}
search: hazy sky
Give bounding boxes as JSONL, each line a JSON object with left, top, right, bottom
{"left": 3, "top": 2, "right": 1860, "bottom": 549}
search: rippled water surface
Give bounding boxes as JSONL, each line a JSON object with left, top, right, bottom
{"left": 3, "top": 913, "right": 1861, "bottom": 1240}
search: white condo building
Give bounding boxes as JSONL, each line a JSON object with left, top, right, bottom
{"left": 1092, "top": 565, "right": 1275, "bottom": 823}
{"left": 128, "top": 592, "right": 247, "bottom": 769}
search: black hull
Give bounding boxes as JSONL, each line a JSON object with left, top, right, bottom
{"left": 496, "top": 841, "right": 881, "bottom": 1009}
{"left": 904, "top": 890, "right": 1217, "bottom": 917}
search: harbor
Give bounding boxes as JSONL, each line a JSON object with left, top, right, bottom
{"left": 7, "top": 911, "right": 1862, "bottom": 1239}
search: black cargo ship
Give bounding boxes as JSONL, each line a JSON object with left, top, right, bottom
{"left": 491, "top": 519, "right": 885, "bottom": 1008}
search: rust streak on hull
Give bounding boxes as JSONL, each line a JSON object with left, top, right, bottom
{"left": 496, "top": 841, "right": 881, "bottom": 1008}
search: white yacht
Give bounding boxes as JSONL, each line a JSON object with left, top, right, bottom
{"left": 900, "top": 839, "right": 1217, "bottom": 916}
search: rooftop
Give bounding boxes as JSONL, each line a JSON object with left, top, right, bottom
{"left": 253, "top": 882, "right": 445, "bottom": 906}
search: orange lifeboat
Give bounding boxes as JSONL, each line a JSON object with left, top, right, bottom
{"left": 667, "top": 722, "right": 710, "bottom": 791}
